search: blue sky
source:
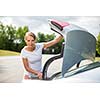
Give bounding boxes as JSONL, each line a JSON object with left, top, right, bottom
{"left": 0, "top": 16, "right": 100, "bottom": 37}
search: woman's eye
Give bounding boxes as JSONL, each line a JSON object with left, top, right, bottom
{"left": 27, "top": 40, "right": 34, "bottom": 42}
{"left": 27, "top": 40, "right": 30, "bottom": 42}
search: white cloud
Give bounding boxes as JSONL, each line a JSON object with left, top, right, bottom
{"left": 0, "top": 16, "right": 100, "bottom": 37}
{"left": 0, "top": 17, "right": 14, "bottom": 25}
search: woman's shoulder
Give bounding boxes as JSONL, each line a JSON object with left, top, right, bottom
{"left": 20, "top": 46, "right": 28, "bottom": 58}
{"left": 21, "top": 46, "right": 27, "bottom": 53}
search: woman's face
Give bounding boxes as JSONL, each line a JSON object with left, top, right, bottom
{"left": 25, "top": 35, "right": 36, "bottom": 47}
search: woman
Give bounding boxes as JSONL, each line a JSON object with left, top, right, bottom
{"left": 20, "top": 32, "right": 63, "bottom": 80}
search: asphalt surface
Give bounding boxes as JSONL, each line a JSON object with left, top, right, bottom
{"left": 0, "top": 55, "right": 63, "bottom": 78}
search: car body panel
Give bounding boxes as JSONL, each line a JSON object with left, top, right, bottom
{"left": 42, "top": 19, "right": 100, "bottom": 82}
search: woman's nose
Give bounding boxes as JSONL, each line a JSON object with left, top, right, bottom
{"left": 30, "top": 41, "right": 32, "bottom": 44}
{"left": 30, "top": 41, "right": 33, "bottom": 44}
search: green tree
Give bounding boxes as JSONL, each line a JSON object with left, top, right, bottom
{"left": 0, "top": 22, "right": 6, "bottom": 49}
{"left": 37, "top": 32, "right": 47, "bottom": 42}
{"left": 16, "top": 26, "right": 29, "bottom": 52}
{"left": 37, "top": 32, "right": 64, "bottom": 54}
{"left": 0, "top": 22, "right": 16, "bottom": 51}
{"left": 0, "top": 22, "right": 63, "bottom": 54}
{"left": 96, "top": 32, "right": 100, "bottom": 56}
{"left": 0, "top": 22, "right": 29, "bottom": 52}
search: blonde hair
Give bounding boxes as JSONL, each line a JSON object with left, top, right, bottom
{"left": 24, "top": 32, "right": 36, "bottom": 40}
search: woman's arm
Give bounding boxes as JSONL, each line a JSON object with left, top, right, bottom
{"left": 22, "top": 58, "right": 42, "bottom": 79}
{"left": 43, "top": 35, "right": 63, "bottom": 49}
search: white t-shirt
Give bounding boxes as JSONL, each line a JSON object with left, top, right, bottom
{"left": 20, "top": 43, "right": 44, "bottom": 77}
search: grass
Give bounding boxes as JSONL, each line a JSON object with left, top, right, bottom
{"left": 0, "top": 49, "right": 100, "bottom": 61}
{"left": 95, "top": 57, "right": 100, "bottom": 62}
{"left": 0, "top": 50, "right": 20, "bottom": 56}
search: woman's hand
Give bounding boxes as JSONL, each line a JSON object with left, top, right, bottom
{"left": 37, "top": 72, "right": 43, "bottom": 79}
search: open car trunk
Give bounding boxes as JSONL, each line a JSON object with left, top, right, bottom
{"left": 42, "top": 19, "right": 100, "bottom": 82}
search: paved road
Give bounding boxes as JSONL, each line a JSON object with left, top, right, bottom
{"left": 0, "top": 56, "right": 24, "bottom": 82}
{"left": 0, "top": 55, "right": 62, "bottom": 78}
{"left": 0, "top": 55, "right": 91, "bottom": 77}
{"left": 0, "top": 56, "right": 23, "bottom": 67}
{"left": 0, "top": 55, "right": 93, "bottom": 83}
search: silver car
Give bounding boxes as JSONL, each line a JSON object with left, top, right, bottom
{"left": 42, "top": 19, "right": 100, "bottom": 82}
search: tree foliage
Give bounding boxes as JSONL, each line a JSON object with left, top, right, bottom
{"left": 0, "top": 22, "right": 64, "bottom": 54}
{"left": 0, "top": 22, "right": 16, "bottom": 50}
{"left": 16, "top": 26, "right": 29, "bottom": 51}
{"left": 0, "top": 22, "right": 28, "bottom": 52}
{"left": 96, "top": 32, "right": 100, "bottom": 56}
{"left": 2, "top": 21, "right": 100, "bottom": 55}
{"left": 37, "top": 32, "right": 64, "bottom": 54}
